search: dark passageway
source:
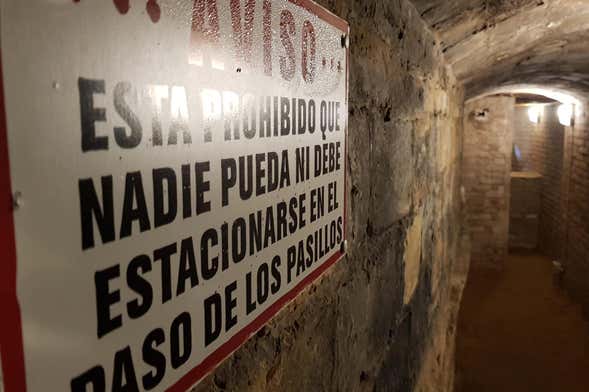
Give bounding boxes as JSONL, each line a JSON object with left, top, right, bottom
{"left": 455, "top": 252, "right": 589, "bottom": 392}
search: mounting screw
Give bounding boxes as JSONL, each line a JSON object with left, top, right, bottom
{"left": 341, "top": 240, "right": 349, "bottom": 253}
{"left": 341, "top": 34, "right": 349, "bottom": 49}
{"left": 12, "top": 191, "right": 22, "bottom": 210}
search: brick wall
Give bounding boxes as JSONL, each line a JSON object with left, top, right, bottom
{"left": 563, "top": 101, "right": 589, "bottom": 314}
{"left": 463, "top": 96, "right": 514, "bottom": 269}
{"left": 514, "top": 99, "right": 589, "bottom": 317}
{"left": 512, "top": 104, "right": 566, "bottom": 259}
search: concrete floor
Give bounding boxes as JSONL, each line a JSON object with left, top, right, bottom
{"left": 455, "top": 252, "right": 589, "bottom": 392}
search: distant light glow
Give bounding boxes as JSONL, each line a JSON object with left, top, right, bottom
{"left": 468, "top": 86, "right": 583, "bottom": 117}
{"left": 528, "top": 105, "right": 543, "bottom": 123}
{"left": 557, "top": 104, "right": 573, "bottom": 126}
{"left": 514, "top": 145, "right": 522, "bottom": 161}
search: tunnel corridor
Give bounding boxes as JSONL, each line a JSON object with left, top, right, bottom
{"left": 412, "top": 0, "right": 589, "bottom": 391}
{"left": 458, "top": 89, "right": 588, "bottom": 390}
{"left": 456, "top": 252, "right": 589, "bottom": 392}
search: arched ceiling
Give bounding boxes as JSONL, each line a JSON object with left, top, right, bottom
{"left": 411, "top": 0, "right": 589, "bottom": 98}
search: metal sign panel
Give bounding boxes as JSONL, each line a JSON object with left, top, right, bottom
{"left": 0, "top": 0, "right": 347, "bottom": 391}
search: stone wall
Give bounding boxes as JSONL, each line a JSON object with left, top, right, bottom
{"left": 462, "top": 96, "right": 514, "bottom": 269}
{"left": 191, "top": 0, "right": 468, "bottom": 391}
{"left": 512, "top": 104, "right": 566, "bottom": 259}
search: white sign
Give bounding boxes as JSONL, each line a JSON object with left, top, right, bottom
{"left": 0, "top": 0, "right": 348, "bottom": 391}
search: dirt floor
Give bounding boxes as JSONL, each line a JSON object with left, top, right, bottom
{"left": 455, "top": 252, "right": 589, "bottom": 392}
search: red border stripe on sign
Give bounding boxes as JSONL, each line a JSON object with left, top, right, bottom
{"left": 168, "top": 250, "right": 344, "bottom": 392}
{"left": 0, "top": 47, "right": 28, "bottom": 391}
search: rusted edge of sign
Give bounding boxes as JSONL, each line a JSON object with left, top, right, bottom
{"left": 0, "top": 1, "right": 349, "bottom": 390}
{"left": 288, "top": 0, "right": 348, "bottom": 33}
{"left": 169, "top": 250, "right": 345, "bottom": 391}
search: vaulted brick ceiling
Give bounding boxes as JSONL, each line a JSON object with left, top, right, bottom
{"left": 411, "top": 0, "right": 589, "bottom": 98}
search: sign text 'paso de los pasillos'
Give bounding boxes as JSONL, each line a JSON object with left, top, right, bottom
{"left": 0, "top": 0, "right": 348, "bottom": 391}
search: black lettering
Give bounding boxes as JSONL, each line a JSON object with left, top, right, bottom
{"left": 306, "top": 233, "right": 314, "bottom": 264}
{"left": 314, "top": 145, "right": 321, "bottom": 177}
{"left": 298, "top": 240, "right": 307, "bottom": 271}
{"left": 170, "top": 312, "right": 192, "bottom": 369}
{"left": 201, "top": 228, "right": 219, "bottom": 280}
{"left": 153, "top": 243, "right": 177, "bottom": 304}
{"left": 79, "top": 78, "right": 107, "bottom": 152}
{"left": 273, "top": 96, "right": 279, "bottom": 136}
{"left": 204, "top": 293, "right": 222, "bottom": 346}
{"left": 246, "top": 272, "right": 256, "bottom": 315}
{"left": 181, "top": 164, "right": 192, "bottom": 219}
{"left": 225, "top": 281, "right": 238, "bottom": 331}
{"left": 126, "top": 255, "right": 153, "bottom": 320}
{"left": 221, "top": 222, "right": 229, "bottom": 271}
{"left": 249, "top": 211, "right": 262, "bottom": 255}
{"left": 221, "top": 159, "right": 236, "bottom": 207}
{"left": 112, "top": 347, "right": 139, "bottom": 392}
{"left": 299, "top": 193, "right": 307, "bottom": 229}
{"left": 195, "top": 162, "right": 211, "bottom": 214}
{"left": 239, "top": 155, "right": 253, "bottom": 200}
{"left": 336, "top": 141, "right": 342, "bottom": 171}
{"left": 291, "top": 97, "right": 297, "bottom": 135}
{"left": 79, "top": 177, "right": 115, "bottom": 250}
{"left": 114, "top": 81, "right": 142, "bottom": 149}
{"left": 120, "top": 172, "right": 151, "bottom": 239}
{"left": 297, "top": 99, "right": 307, "bottom": 134}
{"left": 280, "top": 149, "right": 290, "bottom": 188}
{"left": 288, "top": 196, "right": 298, "bottom": 234}
{"left": 142, "top": 328, "right": 166, "bottom": 390}
{"left": 153, "top": 168, "right": 177, "bottom": 228}
{"left": 95, "top": 265, "right": 121, "bottom": 338}
{"left": 242, "top": 95, "right": 256, "bottom": 139}
{"left": 320, "top": 100, "right": 327, "bottom": 138}
{"left": 295, "top": 147, "right": 305, "bottom": 183}
{"left": 276, "top": 201, "right": 287, "bottom": 241}
{"left": 255, "top": 153, "right": 266, "bottom": 196}
{"left": 271, "top": 255, "right": 281, "bottom": 294}
{"left": 71, "top": 366, "right": 105, "bottom": 392}
{"left": 287, "top": 245, "right": 296, "bottom": 283}
{"left": 177, "top": 237, "right": 199, "bottom": 296}
{"left": 267, "top": 152, "right": 279, "bottom": 193}
{"left": 259, "top": 96, "right": 271, "bottom": 137}
{"left": 232, "top": 218, "right": 247, "bottom": 263}
{"left": 257, "top": 263, "right": 269, "bottom": 304}
{"left": 263, "top": 206, "right": 275, "bottom": 248}
{"left": 168, "top": 118, "right": 191, "bottom": 146}
{"left": 308, "top": 100, "right": 316, "bottom": 133}
{"left": 280, "top": 97, "right": 290, "bottom": 135}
